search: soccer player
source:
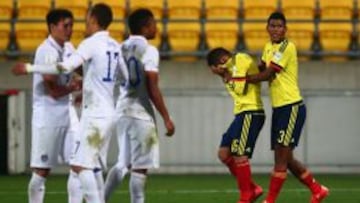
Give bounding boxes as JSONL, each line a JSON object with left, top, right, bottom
{"left": 104, "top": 8, "right": 175, "bottom": 203}
{"left": 12, "top": 3, "right": 126, "bottom": 203}
{"left": 206, "top": 48, "right": 265, "bottom": 203}
{"left": 22, "top": 9, "right": 83, "bottom": 203}
{"left": 246, "top": 12, "right": 329, "bottom": 203}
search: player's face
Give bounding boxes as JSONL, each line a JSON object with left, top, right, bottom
{"left": 210, "top": 54, "right": 230, "bottom": 76}
{"left": 145, "top": 18, "right": 157, "bottom": 40}
{"left": 51, "top": 17, "right": 74, "bottom": 45}
{"left": 267, "top": 19, "right": 286, "bottom": 43}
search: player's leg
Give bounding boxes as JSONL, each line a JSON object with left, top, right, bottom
{"left": 70, "top": 116, "right": 113, "bottom": 203}
{"left": 288, "top": 154, "right": 329, "bottom": 202}
{"left": 64, "top": 109, "right": 83, "bottom": 203}
{"left": 104, "top": 163, "right": 129, "bottom": 201}
{"left": 104, "top": 116, "right": 130, "bottom": 201}
{"left": 128, "top": 118, "right": 159, "bottom": 203}
{"left": 264, "top": 102, "right": 307, "bottom": 203}
{"left": 29, "top": 126, "right": 66, "bottom": 203}
{"left": 67, "top": 169, "right": 83, "bottom": 203}
{"left": 94, "top": 168, "right": 104, "bottom": 203}
{"left": 263, "top": 146, "right": 290, "bottom": 203}
{"left": 28, "top": 168, "right": 49, "bottom": 203}
{"left": 219, "top": 112, "right": 265, "bottom": 203}
{"left": 129, "top": 169, "right": 147, "bottom": 203}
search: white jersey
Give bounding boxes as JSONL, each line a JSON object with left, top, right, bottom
{"left": 69, "top": 31, "right": 122, "bottom": 117}
{"left": 116, "top": 35, "right": 159, "bottom": 121}
{"left": 32, "top": 36, "right": 73, "bottom": 127}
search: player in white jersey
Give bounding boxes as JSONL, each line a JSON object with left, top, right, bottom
{"left": 12, "top": 4, "right": 126, "bottom": 203}
{"left": 104, "top": 9, "right": 175, "bottom": 203}
{"left": 24, "top": 9, "right": 84, "bottom": 203}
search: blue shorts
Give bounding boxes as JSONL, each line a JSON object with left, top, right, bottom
{"left": 271, "top": 101, "right": 306, "bottom": 149}
{"left": 220, "top": 110, "right": 265, "bottom": 158}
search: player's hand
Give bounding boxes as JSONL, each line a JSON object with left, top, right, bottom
{"left": 164, "top": 118, "right": 175, "bottom": 137}
{"left": 69, "top": 79, "right": 82, "bottom": 92}
{"left": 11, "top": 63, "right": 28, "bottom": 75}
{"left": 73, "top": 94, "right": 82, "bottom": 106}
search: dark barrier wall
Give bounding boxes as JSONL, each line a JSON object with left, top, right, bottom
{"left": 0, "top": 95, "right": 7, "bottom": 174}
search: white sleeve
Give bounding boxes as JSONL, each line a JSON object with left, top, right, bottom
{"left": 27, "top": 53, "right": 84, "bottom": 74}
{"left": 142, "top": 46, "right": 159, "bottom": 72}
{"left": 28, "top": 39, "right": 92, "bottom": 74}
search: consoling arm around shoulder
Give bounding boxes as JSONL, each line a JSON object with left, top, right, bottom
{"left": 246, "top": 66, "right": 277, "bottom": 83}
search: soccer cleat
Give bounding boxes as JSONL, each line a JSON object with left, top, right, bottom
{"left": 250, "top": 184, "right": 263, "bottom": 202}
{"left": 310, "top": 185, "right": 329, "bottom": 203}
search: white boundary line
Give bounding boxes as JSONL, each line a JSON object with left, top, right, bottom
{"left": 1, "top": 188, "right": 360, "bottom": 195}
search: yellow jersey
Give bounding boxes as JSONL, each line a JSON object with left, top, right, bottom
{"left": 224, "top": 53, "right": 263, "bottom": 114}
{"left": 261, "top": 39, "right": 302, "bottom": 107}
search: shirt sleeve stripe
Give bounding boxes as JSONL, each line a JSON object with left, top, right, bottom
{"left": 230, "top": 77, "right": 246, "bottom": 81}
{"left": 270, "top": 62, "right": 282, "bottom": 73}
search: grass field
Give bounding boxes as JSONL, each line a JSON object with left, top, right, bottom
{"left": 0, "top": 174, "right": 359, "bottom": 203}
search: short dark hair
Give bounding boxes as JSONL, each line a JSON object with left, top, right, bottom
{"left": 206, "top": 47, "right": 231, "bottom": 66}
{"left": 267, "top": 11, "right": 286, "bottom": 26}
{"left": 46, "top": 9, "right": 73, "bottom": 30}
{"left": 128, "top": 8, "right": 154, "bottom": 35}
{"left": 90, "top": 3, "right": 113, "bottom": 29}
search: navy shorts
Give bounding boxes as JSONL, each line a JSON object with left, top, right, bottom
{"left": 220, "top": 110, "right": 265, "bottom": 158}
{"left": 271, "top": 101, "right": 306, "bottom": 149}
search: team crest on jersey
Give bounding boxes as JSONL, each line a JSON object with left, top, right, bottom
{"left": 273, "top": 51, "right": 283, "bottom": 63}
{"left": 41, "top": 154, "right": 48, "bottom": 162}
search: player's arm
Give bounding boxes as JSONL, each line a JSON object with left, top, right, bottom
{"left": 146, "top": 71, "right": 175, "bottom": 136}
{"left": 42, "top": 75, "right": 79, "bottom": 99}
{"left": 12, "top": 53, "right": 84, "bottom": 75}
{"left": 258, "top": 60, "right": 266, "bottom": 72}
{"left": 246, "top": 66, "right": 277, "bottom": 83}
{"left": 12, "top": 40, "right": 92, "bottom": 75}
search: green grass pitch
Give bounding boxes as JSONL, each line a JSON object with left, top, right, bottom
{"left": 0, "top": 174, "right": 359, "bottom": 203}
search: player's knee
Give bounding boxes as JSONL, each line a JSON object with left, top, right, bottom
{"left": 132, "top": 168, "right": 147, "bottom": 175}
{"left": 70, "top": 165, "right": 85, "bottom": 174}
{"left": 234, "top": 155, "right": 249, "bottom": 164}
{"left": 33, "top": 168, "right": 50, "bottom": 178}
{"left": 218, "top": 148, "right": 231, "bottom": 163}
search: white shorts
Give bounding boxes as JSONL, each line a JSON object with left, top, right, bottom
{"left": 116, "top": 116, "right": 159, "bottom": 169}
{"left": 63, "top": 105, "right": 80, "bottom": 163}
{"left": 30, "top": 125, "right": 69, "bottom": 168}
{"left": 69, "top": 115, "right": 114, "bottom": 170}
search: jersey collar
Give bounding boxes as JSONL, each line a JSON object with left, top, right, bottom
{"left": 128, "top": 35, "right": 148, "bottom": 43}
{"left": 47, "top": 35, "right": 64, "bottom": 53}
{"left": 92, "top": 30, "right": 110, "bottom": 37}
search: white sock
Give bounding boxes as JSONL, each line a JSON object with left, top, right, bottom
{"left": 94, "top": 169, "right": 104, "bottom": 203}
{"left": 129, "top": 172, "right": 147, "bottom": 203}
{"left": 28, "top": 173, "right": 46, "bottom": 203}
{"left": 104, "top": 165, "right": 128, "bottom": 201}
{"left": 78, "top": 169, "right": 101, "bottom": 203}
{"left": 67, "top": 170, "right": 83, "bottom": 203}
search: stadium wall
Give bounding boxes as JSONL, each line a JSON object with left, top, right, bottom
{"left": 1, "top": 60, "right": 360, "bottom": 174}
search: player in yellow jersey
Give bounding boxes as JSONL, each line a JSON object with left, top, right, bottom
{"left": 246, "top": 12, "right": 329, "bottom": 203}
{"left": 207, "top": 47, "right": 265, "bottom": 203}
